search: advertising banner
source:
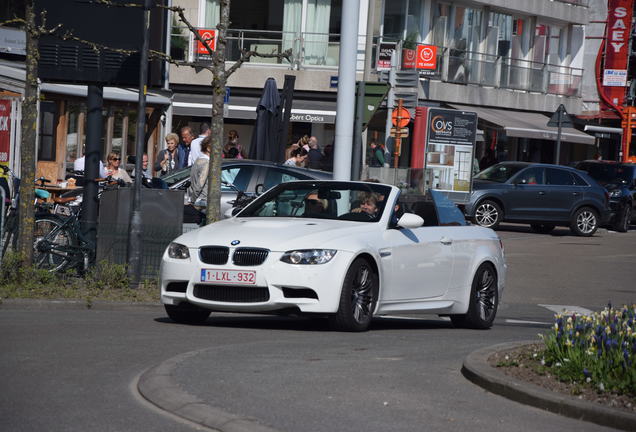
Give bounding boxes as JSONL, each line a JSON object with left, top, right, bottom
{"left": 601, "top": 0, "right": 633, "bottom": 107}
{"left": 402, "top": 48, "right": 416, "bottom": 69}
{"left": 424, "top": 108, "right": 477, "bottom": 198}
{"left": 196, "top": 29, "right": 217, "bottom": 55}
{"left": 416, "top": 45, "right": 437, "bottom": 71}
{"left": 0, "top": 99, "right": 11, "bottom": 164}
{"left": 376, "top": 42, "right": 396, "bottom": 71}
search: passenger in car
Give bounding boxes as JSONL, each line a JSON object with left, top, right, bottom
{"left": 303, "top": 191, "right": 329, "bottom": 217}
{"left": 352, "top": 192, "right": 381, "bottom": 217}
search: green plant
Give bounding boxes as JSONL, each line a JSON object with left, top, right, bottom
{"left": 539, "top": 304, "right": 636, "bottom": 397}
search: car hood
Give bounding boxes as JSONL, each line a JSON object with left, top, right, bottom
{"left": 175, "top": 217, "right": 378, "bottom": 252}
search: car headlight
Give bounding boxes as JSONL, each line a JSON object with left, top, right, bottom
{"left": 608, "top": 190, "right": 621, "bottom": 198}
{"left": 280, "top": 249, "right": 337, "bottom": 265}
{"left": 167, "top": 242, "right": 190, "bottom": 259}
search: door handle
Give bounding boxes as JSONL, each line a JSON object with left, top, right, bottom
{"left": 572, "top": 192, "right": 579, "bottom": 196}
{"left": 440, "top": 237, "right": 452, "bottom": 245}
{"left": 538, "top": 191, "right": 546, "bottom": 195}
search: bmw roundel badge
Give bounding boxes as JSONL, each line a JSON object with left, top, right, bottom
{"left": 231, "top": 240, "right": 240, "bottom": 246}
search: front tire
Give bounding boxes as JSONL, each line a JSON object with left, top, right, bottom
{"left": 165, "top": 303, "right": 211, "bottom": 325}
{"left": 451, "top": 263, "right": 498, "bottom": 329}
{"left": 570, "top": 207, "right": 599, "bottom": 237}
{"left": 613, "top": 204, "right": 631, "bottom": 233}
{"left": 329, "top": 258, "right": 378, "bottom": 332}
{"left": 473, "top": 200, "right": 503, "bottom": 229}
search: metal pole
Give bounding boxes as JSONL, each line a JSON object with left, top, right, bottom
{"left": 363, "top": 0, "right": 375, "bottom": 82}
{"left": 352, "top": 81, "right": 364, "bottom": 180}
{"left": 384, "top": 51, "right": 396, "bottom": 168}
{"left": 555, "top": 107, "right": 562, "bottom": 165}
{"left": 333, "top": 0, "right": 360, "bottom": 181}
{"left": 81, "top": 84, "right": 103, "bottom": 254}
{"left": 127, "top": 0, "right": 152, "bottom": 286}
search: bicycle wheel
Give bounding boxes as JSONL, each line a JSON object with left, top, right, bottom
{"left": 33, "top": 216, "right": 76, "bottom": 272}
{"left": 1, "top": 210, "right": 18, "bottom": 258}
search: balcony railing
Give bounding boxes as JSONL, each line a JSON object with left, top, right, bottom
{"left": 443, "top": 48, "right": 582, "bottom": 97}
{"left": 170, "top": 27, "right": 582, "bottom": 97}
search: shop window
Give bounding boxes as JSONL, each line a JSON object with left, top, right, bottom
{"left": 65, "top": 102, "right": 84, "bottom": 164}
{"left": 38, "top": 101, "right": 57, "bottom": 161}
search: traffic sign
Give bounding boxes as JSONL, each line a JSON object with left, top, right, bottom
{"left": 547, "top": 104, "right": 573, "bottom": 128}
{"left": 392, "top": 107, "right": 410, "bottom": 128}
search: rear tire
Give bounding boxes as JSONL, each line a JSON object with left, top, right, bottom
{"left": 329, "top": 258, "right": 378, "bottom": 332}
{"left": 165, "top": 303, "right": 211, "bottom": 325}
{"left": 529, "top": 223, "right": 555, "bottom": 234}
{"left": 613, "top": 204, "right": 631, "bottom": 233}
{"left": 570, "top": 207, "right": 599, "bottom": 237}
{"left": 451, "top": 263, "right": 498, "bottom": 329}
{"left": 473, "top": 200, "right": 503, "bottom": 229}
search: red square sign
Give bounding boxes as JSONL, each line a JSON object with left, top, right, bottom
{"left": 196, "top": 29, "right": 217, "bottom": 54}
{"left": 416, "top": 45, "right": 437, "bottom": 70}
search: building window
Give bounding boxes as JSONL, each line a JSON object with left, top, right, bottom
{"left": 38, "top": 101, "right": 57, "bottom": 161}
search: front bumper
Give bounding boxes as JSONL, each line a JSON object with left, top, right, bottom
{"left": 160, "top": 247, "right": 354, "bottom": 314}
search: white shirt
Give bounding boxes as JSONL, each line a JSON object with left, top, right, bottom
{"left": 74, "top": 156, "right": 108, "bottom": 178}
{"left": 189, "top": 134, "right": 206, "bottom": 166}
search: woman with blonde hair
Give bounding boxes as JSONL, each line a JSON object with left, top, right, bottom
{"left": 105, "top": 151, "right": 132, "bottom": 183}
{"left": 155, "top": 132, "right": 180, "bottom": 176}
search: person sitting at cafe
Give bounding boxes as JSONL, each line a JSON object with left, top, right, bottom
{"left": 105, "top": 151, "right": 132, "bottom": 183}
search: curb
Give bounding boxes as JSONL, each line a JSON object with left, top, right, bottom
{"left": 0, "top": 298, "right": 162, "bottom": 311}
{"left": 137, "top": 350, "right": 282, "bottom": 432}
{"left": 462, "top": 341, "right": 636, "bottom": 431}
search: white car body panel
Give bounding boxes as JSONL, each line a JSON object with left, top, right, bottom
{"left": 160, "top": 181, "right": 506, "bottom": 322}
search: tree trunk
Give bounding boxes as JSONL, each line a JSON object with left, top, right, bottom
{"left": 17, "top": 3, "right": 38, "bottom": 265}
{"left": 205, "top": 0, "right": 230, "bottom": 223}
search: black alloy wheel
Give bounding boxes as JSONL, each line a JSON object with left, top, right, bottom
{"left": 330, "top": 258, "right": 378, "bottom": 332}
{"left": 451, "top": 263, "right": 498, "bottom": 329}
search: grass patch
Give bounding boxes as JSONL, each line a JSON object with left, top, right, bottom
{"left": 0, "top": 252, "right": 159, "bottom": 305}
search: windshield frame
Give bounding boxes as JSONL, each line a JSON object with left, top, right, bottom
{"left": 236, "top": 181, "right": 394, "bottom": 223}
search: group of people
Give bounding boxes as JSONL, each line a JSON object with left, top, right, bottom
{"left": 284, "top": 135, "right": 333, "bottom": 171}
{"left": 72, "top": 148, "right": 150, "bottom": 184}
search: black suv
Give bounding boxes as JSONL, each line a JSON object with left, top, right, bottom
{"left": 574, "top": 161, "right": 635, "bottom": 232}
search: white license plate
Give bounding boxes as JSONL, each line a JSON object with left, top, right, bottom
{"left": 200, "top": 269, "right": 257, "bottom": 284}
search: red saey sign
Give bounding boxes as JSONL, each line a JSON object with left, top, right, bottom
{"left": 601, "top": 0, "right": 634, "bottom": 107}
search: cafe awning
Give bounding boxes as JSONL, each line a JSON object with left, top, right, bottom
{"left": 173, "top": 92, "right": 336, "bottom": 123}
{"left": 451, "top": 104, "right": 595, "bottom": 145}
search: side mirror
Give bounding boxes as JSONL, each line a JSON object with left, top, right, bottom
{"left": 397, "top": 213, "right": 424, "bottom": 229}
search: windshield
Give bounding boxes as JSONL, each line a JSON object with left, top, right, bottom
{"left": 238, "top": 181, "right": 392, "bottom": 222}
{"left": 474, "top": 163, "right": 528, "bottom": 183}
{"left": 578, "top": 163, "right": 633, "bottom": 184}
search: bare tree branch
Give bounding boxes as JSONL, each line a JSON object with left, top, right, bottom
{"left": 225, "top": 48, "right": 292, "bottom": 78}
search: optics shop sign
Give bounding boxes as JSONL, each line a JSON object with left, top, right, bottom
{"left": 424, "top": 108, "right": 477, "bottom": 197}
{"left": 601, "top": 0, "right": 633, "bottom": 106}
{"left": 0, "top": 99, "right": 11, "bottom": 163}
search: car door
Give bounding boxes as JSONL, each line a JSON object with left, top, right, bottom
{"left": 544, "top": 167, "right": 581, "bottom": 221}
{"left": 380, "top": 201, "right": 454, "bottom": 301}
{"left": 505, "top": 167, "right": 547, "bottom": 220}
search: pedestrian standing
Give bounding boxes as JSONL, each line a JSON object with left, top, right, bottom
{"left": 178, "top": 126, "right": 195, "bottom": 169}
{"left": 189, "top": 123, "right": 211, "bottom": 166}
{"left": 155, "top": 133, "right": 180, "bottom": 176}
{"left": 307, "top": 137, "right": 322, "bottom": 169}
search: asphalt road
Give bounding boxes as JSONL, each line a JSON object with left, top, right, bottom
{"left": 1, "top": 224, "right": 634, "bottom": 432}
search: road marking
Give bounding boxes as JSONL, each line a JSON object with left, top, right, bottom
{"left": 539, "top": 304, "right": 595, "bottom": 316}
{"left": 505, "top": 319, "right": 551, "bottom": 326}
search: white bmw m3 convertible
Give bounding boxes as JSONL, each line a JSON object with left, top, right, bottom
{"left": 160, "top": 180, "right": 506, "bottom": 331}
